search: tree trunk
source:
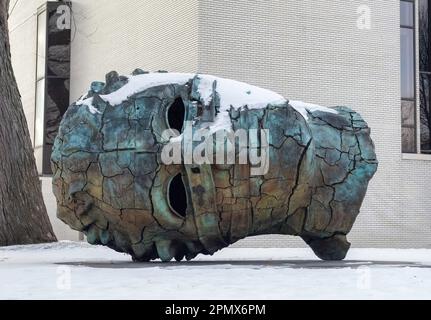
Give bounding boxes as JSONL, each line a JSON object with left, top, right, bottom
{"left": 0, "top": 0, "right": 57, "bottom": 245}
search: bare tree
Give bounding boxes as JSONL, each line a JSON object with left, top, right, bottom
{"left": 0, "top": 0, "right": 57, "bottom": 245}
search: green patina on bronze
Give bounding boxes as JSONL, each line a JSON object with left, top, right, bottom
{"left": 51, "top": 70, "right": 378, "bottom": 262}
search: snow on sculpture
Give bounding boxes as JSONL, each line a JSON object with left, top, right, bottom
{"left": 51, "top": 70, "right": 378, "bottom": 262}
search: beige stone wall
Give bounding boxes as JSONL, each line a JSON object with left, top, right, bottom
{"left": 198, "top": 0, "right": 431, "bottom": 248}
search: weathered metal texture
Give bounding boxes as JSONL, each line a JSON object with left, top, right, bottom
{"left": 52, "top": 71, "right": 378, "bottom": 262}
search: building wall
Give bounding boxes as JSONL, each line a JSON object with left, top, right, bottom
{"left": 9, "top": 0, "right": 199, "bottom": 241}
{"left": 8, "top": 0, "right": 431, "bottom": 248}
{"left": 198, "top": 0, "right": 431, "bottom": 248}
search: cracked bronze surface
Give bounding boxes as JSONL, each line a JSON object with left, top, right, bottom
{"left": 52, "top": 71, "right": 378, "bottom": 262}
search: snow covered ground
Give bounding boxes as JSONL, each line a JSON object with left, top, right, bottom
{"left": 0, "top": 241, "right": 430, "bottom": 300}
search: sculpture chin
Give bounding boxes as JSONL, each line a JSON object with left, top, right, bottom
{"left": 51, "top": 70, "right": 378, "bottom": 262}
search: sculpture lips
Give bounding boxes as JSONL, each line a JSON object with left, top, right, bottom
{"left": 85, "top": 225, "right": 99, "bottom": 245}
{"left": 155, "top": 240, "right": 187, "bottom": 263}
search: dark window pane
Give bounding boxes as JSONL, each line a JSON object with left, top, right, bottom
{"left": 402, "top": 126, "right": 417, "bottom": 153}
{"left": 419, "top": 0, "right": 431, "bottom": 72}
{"left": 401, "top": 1, "right": 415, "bottom": 27}
{"left": 401, "top": 28, "right": 415, "bottom": 99}
{"left": 420, "top": 73, "right": 431, "bottom": 153}
{"left": 402, "top": 100, "right": 417, "bottom": 153}
{"left": 47, "top": 4, "right": 71, "bottom": 78}
{"left": 402, "top": 100, "right": 416, "bottom": 127}
{"left": 45, "top": 78, "right": 70, "bottom": 145}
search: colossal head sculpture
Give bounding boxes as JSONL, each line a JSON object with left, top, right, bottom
{"left": 51, "top": 70, "right": 378, "bottom": 262}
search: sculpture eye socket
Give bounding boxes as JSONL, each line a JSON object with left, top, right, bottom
{"left": 168, "top": 173, "right": 188, "bottom": 218}
{"left": 167, "top": 97, "right": 185, "bottom": 132}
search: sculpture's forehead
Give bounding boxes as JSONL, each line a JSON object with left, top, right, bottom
{"left": 54, "top": 72, "right": 291, "bottom": 182}
{"left": 74, "top": 72, "right": 287, "bottom": 119}
{"left": 95, "top": 72, "right": 285, "bottom": 106}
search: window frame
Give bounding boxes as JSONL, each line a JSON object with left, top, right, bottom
{"left": 33, "top": 2, "right": 72, "bottom": 175}
{"left": 401, "top": 0, "right": 431, "bottom": 159}
{"left": 34, "top": 3, "right": 49, "bottom": 175}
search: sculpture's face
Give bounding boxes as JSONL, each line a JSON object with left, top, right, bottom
{"left": 52, "top": 78, "right": 207, "bottom": 261}
{"left": 53, "top": 71, "right": 378, "bottom": 262}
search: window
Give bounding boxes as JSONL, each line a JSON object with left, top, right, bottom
{"left": 401, "top": 0, "right": 431, "bottom": 154}
{"left": 34, "top": 2, "right": 72, "bottom": 175}
{"left": 419, "top": 0, "right": 431, "bottom": 153}
{"left": 401, "top": 0, "right": 417, "bottom": 153}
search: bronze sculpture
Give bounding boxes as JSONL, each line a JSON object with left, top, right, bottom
{"left": 51, "top": 71, "right": 378, "bottom": 262}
